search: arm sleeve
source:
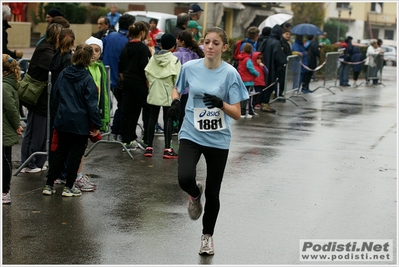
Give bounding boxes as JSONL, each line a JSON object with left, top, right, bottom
{"left": 2, "top": 86, "right": 20, "bottom": 130}
{"left": 246, "top": 59, "right": 259, "bottom": 77}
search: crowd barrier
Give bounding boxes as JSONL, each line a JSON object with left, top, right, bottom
{"left": 358, "top": 53, "right": 385, "bottom": 87}
{"left": 312, "top": 52, "right": 343, "bottom": 94}
{"left": 271, "top": 54, "right": 307, "bottom": 106}
{"left": 84, "top": 65, "right": 135, "bottom": 159}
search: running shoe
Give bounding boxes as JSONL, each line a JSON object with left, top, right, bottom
{"left": 188, "top": 181, "right": 203, "bottom": 220}
{"left": 42, "top": 185, "right": 56, "bottom": 195}
{"left": 199, "top": 234, "right": 214, "bottom": 255}
{"left": 62, "top": 186, "right": 82, "bottom": 197}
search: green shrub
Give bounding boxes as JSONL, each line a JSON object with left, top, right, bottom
{"left": 86, "top": 5, "right": 109, "bottom": 24}
{"left": 44, "top": 3, "right": 88, "bottom": 24}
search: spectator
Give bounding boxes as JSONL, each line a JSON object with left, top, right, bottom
{"left": 376, "top": 38, "right": 384, "bottom": 79}
{"left": 172, "top": 13, "right": 190, "bottom": 37}
{"left": 173, "top": 30, "right": 205, "bottom": 132}
{"left": 36, "top": 16, "right": 70, "bottom": 47}
{"left": 2, "top": 54, "right": 23, "bottom": 204}
{"left": 258, "top": 24, "right": 286, "bottom": 113}
{"left": 93, "top": 16, "right": 115, "bottom": 39}
{"left": 149, "top": 18, "right": 161, "bottom": 46}
{"left": 187, "top": 20, "right": 202, "bottom": 42}
{"left": 350, "top": 46, "right": 364, "bottom": 88}
{"left": 277, "top": 22, "right": 292, "bottom": 101}
{"left": 339, "top": 36, "right": 353, "bottom": 86}
{"left": 42, "top": 44, "right": 102, "bottom": 197}
{"left": 240, "top": 26, "right": 260, "bottom": 52}
{"left": 118, "top": 21, "right": 152, "bottom": 151}
{"left": 237, "top": 43, "right": 259, "bottom": 118}
{"left": 168, "top": 27, "right": 248, "bottom": 255}
{"left": 257, "top": 26, "right": 272, "bottom": 48}
{"left": 45, "top": 7, "right": 64, "bottom": 24}
{"left": 318, "top": 32, "right": 331, "bottom": 46}
{"left": 252, "top": 52, "right": 268, "bottom": 110}
{"left": 292, "top": 35, "right": 309, "bottom": 93}
{"left": 20, "top": 23, "right": 63, "bottom": 173}
{"left": 107, "top": 4, "right": 121, "bottom": 29}
{"left": 102, "top": 13, "right": 135, "bottom": 140}
{"left": 303, "top": 35, "right": 319, "bottom": 93}
{"left": 144, "top": 33, "right": 181, "bottom": 158}
{"left": 48, "top": 28, "right": 75, "bottom": 183}
{"left": 154, "top": 31, "right": 165, "bottom": 53}
{"left": 2, "top": 5, "right": 23, "bottom": 59}
{"left": 188, "top": 3, "right": 203, "bottom": 21}
{"left": 365, "top": 39, "right": 384, "bottom": 85}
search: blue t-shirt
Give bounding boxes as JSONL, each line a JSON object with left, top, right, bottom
{"left": 176, "top": 58, "right": 249, "bottom": 149}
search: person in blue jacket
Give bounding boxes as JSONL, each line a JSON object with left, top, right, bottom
{"left": 292, "top": 35, "right": 309, "bottom": 93}
{"left": 42, "top": 44, "right": 102, "bottom": 197}
{"left": 102, "top": 14, "right": 135, "bottom": 140}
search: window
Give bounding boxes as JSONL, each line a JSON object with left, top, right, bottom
{"left": 371, "top": 3, "right": 383, "bottom": 13}
{"left": 336, "top": 3, "right": 350, "bottom": 9}
{"left": 385, "top": 30, "right": 394, "bottom": 40}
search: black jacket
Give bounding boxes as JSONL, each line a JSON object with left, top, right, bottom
{"left": 23, "top": 41, "right": 56, "bottom": 116}
{"left": 259, "top": 25, "right": 287, "bottom": 90}
{"left": 52, "top": 65, "right": 102, "bottom": 135}
{"left": 118, "top": 41, "right": 151, "bottom": 83}
{"left": 306, "top": 40, "right": 320, "bottom": 69}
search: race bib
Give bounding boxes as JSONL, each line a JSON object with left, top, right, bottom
{"left": 194, "top": 108, "right": 226, "bottom": 132}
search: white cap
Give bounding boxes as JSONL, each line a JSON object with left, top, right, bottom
{"left": 85, "top": 36, "right": 103, "bottom": 54}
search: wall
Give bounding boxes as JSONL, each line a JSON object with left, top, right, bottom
{"left": 7, "top": 22, "right": 31, "bottom": 48}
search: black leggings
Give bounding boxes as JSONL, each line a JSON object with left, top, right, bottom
{"left": 147, "top": 105, "right": 173, "bottom": 148}
{"left": 178, "top": 139, "right": 229, "bottom": 236}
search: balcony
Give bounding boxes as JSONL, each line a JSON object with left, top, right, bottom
{"left": 368, "top": 12, "right": 396, "bottom": 26}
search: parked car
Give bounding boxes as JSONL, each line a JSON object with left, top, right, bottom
{"left": 115, "top": 11, "right": 177, "bottom": 34}
{"left": 381, "top": 45, "right": 397, "bottom": 66}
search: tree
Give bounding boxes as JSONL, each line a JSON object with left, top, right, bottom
{"left": 323, "top": 19, "right": 348, "bottom": 43}
{"left": 291, "top": 3, "right": 325, "bottom": 28}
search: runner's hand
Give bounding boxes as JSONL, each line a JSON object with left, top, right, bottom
{"left": 168, "top": 99, "right": 181, "bottom": 121}
{"left": 203, "top": 93, "right": 223, "bottom": 109}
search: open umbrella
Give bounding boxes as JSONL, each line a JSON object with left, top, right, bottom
{"left": 291, "top": 23, "right": 323, "bottom": 36}
{"left": 258, "top": 13, "right": 293, "bottom": 30}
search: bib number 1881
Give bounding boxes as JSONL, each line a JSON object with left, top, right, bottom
{"left": 197, "top": 118, "right": 222, "bottom": 130}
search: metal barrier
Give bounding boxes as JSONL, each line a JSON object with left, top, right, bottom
{"left": 362, "top": 53, "right": 385, "bottom": 87}
{"left": 14, "top": 71, "right": 51, "bottom": 176}
{"left": 84, "top": 65, "right": 137, "bottom": 159}
{"left": 271, "top": 55, "right": 307, "bottom": 106}
{"left": 312, "top": 52, "right": 343, "bottom": 94}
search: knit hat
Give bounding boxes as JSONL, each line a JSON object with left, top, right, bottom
{"left": 47, "top": 8, "right": 64, "bottom": 18}
{"left": 161, "top": 33, "right": 176, "bottom": 50}
{"left": 85, "top": 36, "right": 103, "bottom": 53}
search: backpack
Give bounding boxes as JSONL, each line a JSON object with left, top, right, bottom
{"left": 232, "top": 39, "right": 246, "bottom": 68}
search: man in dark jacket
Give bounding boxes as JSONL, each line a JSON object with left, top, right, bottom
{"left": 93, "top": 16, "right": 115, "bottom": 39}
{"left": 172, "top": 13, "right": 190, "bottom": 37}
{"left": 258, "top": 24, "right": 287, "bottom": 113}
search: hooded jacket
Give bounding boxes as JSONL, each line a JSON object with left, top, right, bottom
{"left": 259, "top": 25, "right": 287, "bottom": 91}
{"left": 52, "top": 65, "right": 102, "bottom": 135}
{"left": 251, "top": 52, "right": 269, "bottom": 87}
{"left": 2, "top": 74, "right": 20, "bottom": 146}
{"left": 145, "top": 50, "right": 181, "bottom": 106}
{"left": 237, "top": 52, "right": 259, "bottom": 84}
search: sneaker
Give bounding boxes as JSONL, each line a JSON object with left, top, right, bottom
{"left": 249, "top": 112, "right": 259, "bottom": 117}
{"left": 245, "top": 114, "right": 253, "bottom": 119}
{"left": 261, "top": 103, "right": 276, "bottom": 113}
{"left": 163, "top": 148, "right": 178, "bottom": 159}
{"left": 62, "top": 186, "right": 82, "bottom": 197}
{"left": 188, "top": 182, "right": 203, "bottom": 220}
{"left": 122, "top": 141, "right": 138, "bottom": 151}
{"left": 144, "top": 147, "right": 153, "bottom": 157}
{"left": 41, "top": 166, "right": 48, "bottom": 171}
{"left": 20, "top": 167, "right": 41, "bottom": 173}
{"left": 254, "top": 104, "right": 261, "bottom": 110}
{"left": 74, "top": 178, "right": 96, "bottom": 192}
{"left": 2, "top": 192, "right": 11, "bottom": 204}
{"left": 240, "top": 115, "right": 246, "bottom": 118}
{"left": 42, "top": 185, "right": 56, "bottom": 195}
{"left": 81, "top": 174, "right": 96, "bottom": 187}
{"left": 54, "top": 178, "right": 66, "bottom": 184}
{"left": 136, "top": 140, "right": 148, "bottom": 151}
{"left": 199, "top": 235, "right": 214, "bottom": 255}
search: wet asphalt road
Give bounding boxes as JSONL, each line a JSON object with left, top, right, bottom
{"left": 3, "top": 66, "right": 397, "bottom": 265}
